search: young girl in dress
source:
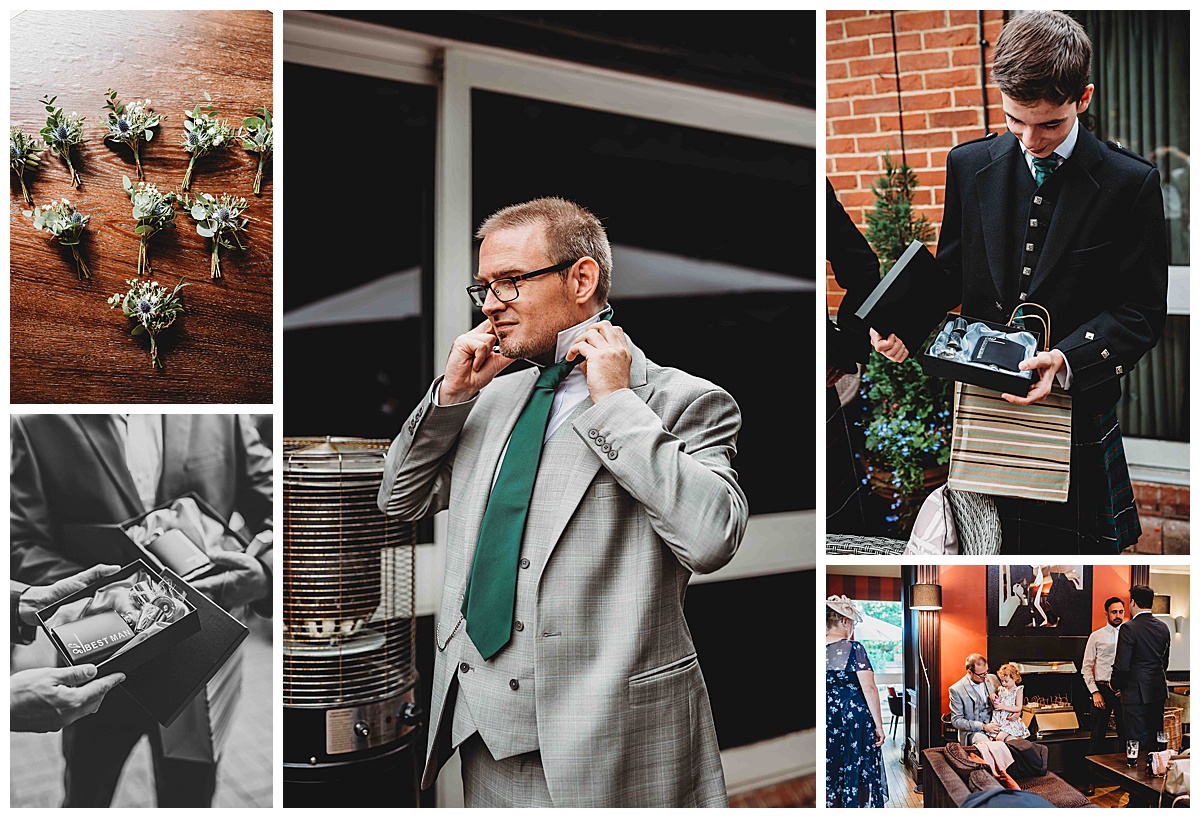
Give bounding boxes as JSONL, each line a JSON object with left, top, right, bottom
{"left": 991, "top": 663, "right": 1030, "bottom": 741}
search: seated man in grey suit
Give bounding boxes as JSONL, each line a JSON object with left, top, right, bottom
{"left": 949, "top": 653, "right": 1003, "bottom": 745}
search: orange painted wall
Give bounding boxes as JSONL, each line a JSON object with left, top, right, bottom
{"left": 1091, "top": 565, "right": 1133, "bottom": 629}
{"left": 938, "top": 565, "right": 986, "bottom": 697}
{"left": 936, "top": 564, "right": 1133, "bottom": 696}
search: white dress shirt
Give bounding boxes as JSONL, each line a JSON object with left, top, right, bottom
{"left": 116, "top": 414, "right": 163, "bottom": 511}
{"left": 1082, "top": 621, "right": 1121, "bottom": 693}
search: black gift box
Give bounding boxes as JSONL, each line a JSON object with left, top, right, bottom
{"left": 58, "top": 491, "right": 249, "bottom": 580}
{"left": 36, "top": 558, "right": 249, "bottom": 727}
{"left": 920, "top": 313, "right": 1042, "bottom": 395}
{"left": 854, "top": 240, "right": 953, "bottom": 347}
{"left": 37, "top": 560, "right": 200, "bottom": 681}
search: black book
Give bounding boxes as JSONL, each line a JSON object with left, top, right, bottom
{"left": 853, "top": 240, "right": 951, "bottom": 349}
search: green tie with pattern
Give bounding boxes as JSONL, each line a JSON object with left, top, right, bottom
{"left": 462, "top": 357, "right": 579, "bottom": 660}
{"left": 1032, "top": 153, "right": 1060, "bottom": 187}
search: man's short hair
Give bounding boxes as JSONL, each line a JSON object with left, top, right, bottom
{"left": 1129, "top": 585, "right": 1154, "bottom": 610}
{"left": 965, "top": 652, "right": 987, "bottom": 671}
{"left": 992, "top": 11, "right": 1092, "bottom": 105}
{"left": 1104, "top": 596, "right": 1124, "bottom": 613}
{"left": 476, "top": 197, "right": 612, "bottom": 307}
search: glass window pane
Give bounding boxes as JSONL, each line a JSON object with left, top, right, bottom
{"left": 282, "top": 64, "right": 436, "bottom": 438}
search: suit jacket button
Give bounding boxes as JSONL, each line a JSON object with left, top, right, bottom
{"left": 1034, "top": 195, "right": 1043, "bottom": 205}
{"left": 1116, "top": 365, "right": 1124, "bottom": 374}
{"left": 514, "top": 620, "right": 524, "bottom": 632}
{"left": 608, "top": 450, "right": 618, "bottom": 461}
{"left": 519, "top": 557, "right": 530, "bottom": 569}
{"left": 509, "top": 678, "right": 520, "bottom": 690}
{"left": 460, "top": 662, "right": 471, "bottom": 673}
{"left": 588, "top": 429, "right": 598, "bottom": 438}
{"left": 1085, "top": 331, "right": 1095, "bottom": 340}
{"left": 601, "top": 443, "right": 611, "bottom": 452}
{"left": 595, "top": 435, "right": 606, "bottom": 445}
{"left": 995, "top": 301, "right": 1004, "bottom": 311}
{"left": 1101, "top": 349, "right": 1110, "bottom": 359}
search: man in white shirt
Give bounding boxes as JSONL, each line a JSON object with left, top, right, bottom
{"left": 1082, "top": 596, "right": 1124, "bottom": 793}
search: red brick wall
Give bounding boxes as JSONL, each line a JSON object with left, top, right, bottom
{"left": 826, "top": 10, "right": 1006, "bottom": 315}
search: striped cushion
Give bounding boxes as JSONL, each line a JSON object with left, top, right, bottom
{"left": 948, "top": 383, "right": 1071, "bottom": 503}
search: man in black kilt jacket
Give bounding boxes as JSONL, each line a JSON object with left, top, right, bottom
{"left": 874, "top": 11, "right": 1167, "bottom": 553}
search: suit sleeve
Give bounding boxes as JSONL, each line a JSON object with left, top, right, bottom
{"left": 1056, "top": 165, "right": 1168, "bottom": 392}
{"left": 11, "top": 416, "right": 86, "bottom": 585}
{"left": 10, "top": 581, "right": 36, "bottom": 645}
{"left": 571, "top": 386, "right": 748, "bottom": 575}
{"left": 949, "top": 684, "right": 981, "bottom": 735}
{"left": 826, "top": 179, "right": 880, "bottom": 366}
{"left": 1111, "top": 621, "right": 1133, "bottom": 693}
{"left": 233, "top": 415, "right": 275, "bottom": 617}
{"left": 377, "top": 377, "right": 473, "bottom": 519}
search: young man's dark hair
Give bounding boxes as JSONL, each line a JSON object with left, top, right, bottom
{"left": 1129, "top": 585, "right": 1155, "bottom": 610}
{"left": 1104, "top": 596, "right": 1124, "bottom": 613}
{"left": 992, "top": 10, "right": 1092, "bottom": 104}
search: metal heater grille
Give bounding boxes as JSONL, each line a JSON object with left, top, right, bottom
{"left": 283, "top": 437, "right": 416, "bottom": 709}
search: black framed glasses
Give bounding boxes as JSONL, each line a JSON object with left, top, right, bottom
{"left": 466, "top": 258, "right": 579, "bottom": 307}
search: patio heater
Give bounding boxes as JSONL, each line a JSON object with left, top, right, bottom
{"left": 282, "top": 437, "right": 424, "bottom": 806}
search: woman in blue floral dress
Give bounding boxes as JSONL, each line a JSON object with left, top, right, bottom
{"left": 826, "top": 595, "right": 888, "bottom": 807}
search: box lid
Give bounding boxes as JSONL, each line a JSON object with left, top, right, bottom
{"left": 854, "top": 240, "right": 950, "bottom": 348}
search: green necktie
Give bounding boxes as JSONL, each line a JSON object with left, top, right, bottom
{"left": 1032, "top": 153, "right": 1060, "bottom": 187}
{"left": 462, "top": 357, "right": 578, "bottom": 660}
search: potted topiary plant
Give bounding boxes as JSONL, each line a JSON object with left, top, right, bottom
{"left": 859, "top": 152, "right": 954, "bottom": 531}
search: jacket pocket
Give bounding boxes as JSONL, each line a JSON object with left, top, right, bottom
{"left": 629, "top": 654, "right": 699, "bottom": 708}
{"left": 1065, "top": 241, "right": 1114, "bottom": 267}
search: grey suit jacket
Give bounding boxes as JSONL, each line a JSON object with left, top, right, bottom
{"left": 949, "top": 672, "right": 1001, "bottom": 744}
{"left": 378, "top": 339, "right": 748, "bottom": 807}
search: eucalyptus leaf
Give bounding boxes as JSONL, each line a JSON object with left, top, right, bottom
{"left": 191, "top": 204, "right": 207, "bottom": 220}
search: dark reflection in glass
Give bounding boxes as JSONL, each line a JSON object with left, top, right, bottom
{"left": 472, "top": 90, "right": 816, "bottom": 514}
{"left": 283, "top": 63, "right": 435, "bottom": 439}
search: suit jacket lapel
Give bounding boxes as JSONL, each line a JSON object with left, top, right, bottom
{"left": 977, "top": 132, "right": 1019, "bottom": 305}
{"left": 158, "top": 414, "right": 193, "bottom": 504}
{"left": 536, "top": 339, "right": 653, "bottom": 582}
{"left": 1029, "top": 127, "right": 1104, "bottom": 298}
{"left": 73, "top": 415, "right": 143, "bottom": 517}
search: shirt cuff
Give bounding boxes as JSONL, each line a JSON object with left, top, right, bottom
{"left": 1053, "top": 348, "right": 1073, "bottom": 389}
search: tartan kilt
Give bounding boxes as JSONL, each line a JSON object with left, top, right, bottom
{"left": 994, "top": 405, "right": 1140, "bottom": 554}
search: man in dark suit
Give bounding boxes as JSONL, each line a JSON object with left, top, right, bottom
{"left": 826, "top": 179, "right": 886, "bottom": 534}
{"left": 873, "top": 11, "right": 1167, "bottom": 553}
{"left": 1111, "top": 584, "right": 1171, "bottom": 766}
{"left": 10, "top": 414, "right": 273, "bottom": 807}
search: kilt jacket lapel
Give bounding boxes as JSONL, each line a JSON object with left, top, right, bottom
{"left": 378, "top": 336, "right": 747, "bottom": 807}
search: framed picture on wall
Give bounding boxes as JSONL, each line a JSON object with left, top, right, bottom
{"left": 986, "top": 565, "right": 1093, "bottom": 636}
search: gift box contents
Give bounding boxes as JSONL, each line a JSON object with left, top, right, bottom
{"left": 921, "top": 313, "right": 1042, "bottom": 395}
{"left": 37, "top": 560, "right": 200, "bottom": 676}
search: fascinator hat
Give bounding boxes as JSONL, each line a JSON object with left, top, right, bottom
{"left": 826, "top": 594, "right": 863, "bottom": 623}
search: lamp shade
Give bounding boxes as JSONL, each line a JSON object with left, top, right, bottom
{"left": 1152, "top": 595, "right": 1171, "bottom": 614}
{"left": 911, "top": 583, "right": 943, "bottom": 611}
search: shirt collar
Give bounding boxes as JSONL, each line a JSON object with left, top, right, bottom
{"left": 1021, "top": 118, "right": 1080, "bottom": 165}
{"left": 547, "top": 305, "right": 612, "bottom": 365}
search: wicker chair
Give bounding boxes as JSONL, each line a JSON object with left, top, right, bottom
{"left": 826, "top": 489, "right": 1002, "bottom": 555}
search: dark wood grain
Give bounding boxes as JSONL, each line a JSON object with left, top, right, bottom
{"left": 10, "top": 10, "right": 273, "bottom": 403}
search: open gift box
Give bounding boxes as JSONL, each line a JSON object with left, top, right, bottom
{"left": 920, "top": 313, "right": 1042, "bottom": 396}
{"left": 58, "top": 491, "right": 252, "bottom": 582}
{"left": 35, "top": 558, "right": 249, "bottom": 727}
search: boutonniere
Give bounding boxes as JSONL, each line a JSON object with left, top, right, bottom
{"left": 181, "top": 92, "right": 235, "bottom": 191}
{"left": 123, "top": 175, "right": 179, "bottom": 278}
{"left": 25, "top": 198, "right": 91, "bottom": 278}
{"left": 185, "top": 191, "right": 249, "bottom": 279}
{"left": 103, "top": 90, "right": 162, "bottom": 180}
{"left": 10, "top": 127, "right": 43, "bottom": 205}
{"left": 107, "top": 277, "right": 189, "bottom": 370}
{"left": 240, "top": 106, "right": 272, "bottom": 196}
{"left": 38, "top": 95, "right": 86, "bottom": 188}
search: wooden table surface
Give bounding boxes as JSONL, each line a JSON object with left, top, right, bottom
{"left": 10, "top": 10, "right": 273, "bottom": 403}
{"left": 1086, "top": 752, "right": 1171, "bottom": 806}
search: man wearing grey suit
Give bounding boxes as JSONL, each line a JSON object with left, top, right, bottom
{"left": 949, "top": 653, "right": 1003, "bottom": 745}
{"left": 378, "top": 197, "right": 748, "bottom": 807}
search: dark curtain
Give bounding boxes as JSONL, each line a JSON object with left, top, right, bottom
{"left": 1075, "top": 11, "right": 1189, "bottom": 442}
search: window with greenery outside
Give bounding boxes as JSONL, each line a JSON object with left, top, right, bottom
{"left": 860, "top": 154, "right": 953, "bottom": 532}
